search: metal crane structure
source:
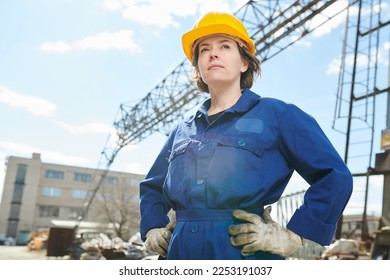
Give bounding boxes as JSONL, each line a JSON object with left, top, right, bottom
{"left": 332, "top": 0, "right": 390, "bottom": 239}
{"left": 78, "top": 0, "right": 389, "bottom": 243}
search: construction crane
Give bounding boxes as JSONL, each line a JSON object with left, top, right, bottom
{"left": 78, "top": 0, "right": 389, "bottom": 241}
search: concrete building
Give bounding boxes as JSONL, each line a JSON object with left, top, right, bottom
{"left": 0, "top": 153, "right": 144, "bottom": 245}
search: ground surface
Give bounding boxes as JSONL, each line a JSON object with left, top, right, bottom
{"left": 0, "top": 245, "right": 48, "bottom": 260}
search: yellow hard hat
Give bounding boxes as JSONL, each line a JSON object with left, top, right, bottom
{"left": 182, "top": 12, "right": 256, "bottom": 61}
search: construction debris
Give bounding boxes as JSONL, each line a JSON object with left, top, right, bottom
{"left": 27, "top": 229, "right": 49, "bottom": 251}
{"left": 63, "top": 232, "right": 156, "bottom": 260}
{"left": 321, "top": 238, "right": 370, "bottom": 260}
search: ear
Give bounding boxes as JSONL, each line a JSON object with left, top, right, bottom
{"left": 241, "top": 59, "right": 249, "bottom": 73}
{"left": 195, "top": 68, "right": 201, "bottom": 78}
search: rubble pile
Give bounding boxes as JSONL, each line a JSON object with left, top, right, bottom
{"left": 321, "top": 238, "right": 370, "bottom": 260}
{"left": 27, "top": 229, "right": 49, "bottom": 251}
{"left": 64, "top": 232, "right": 157, "bottom": 260}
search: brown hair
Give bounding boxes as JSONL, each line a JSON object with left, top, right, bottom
{"left": 191, "top": 42, "right": 261, "bottom": 93}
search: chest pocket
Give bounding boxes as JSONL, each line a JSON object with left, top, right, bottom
{"left": 206, "top": 136, "right": 266, "bottom": 208}
{"left": 217, "top": 136, "right": 264, "bottom": 158}
{"left": 168, "top": 140, "right": 191, "bottom": 162}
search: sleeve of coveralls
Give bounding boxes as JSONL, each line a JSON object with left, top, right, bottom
{"left": 278, "top": 104, "right": 353, "bottom": 246}
{"left": 139, "top": 127, "right": 176, "bottom": 241}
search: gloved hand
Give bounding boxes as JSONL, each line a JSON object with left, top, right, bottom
{"left": 144, "top": 220, "right": 176, "bottom": 258}
{"left": 229, "top": 206, "right": 302, "bottom": 257}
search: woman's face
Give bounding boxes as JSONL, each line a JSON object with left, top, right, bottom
{"left": 196, "top": 34, "right": 248, "bottom": 89}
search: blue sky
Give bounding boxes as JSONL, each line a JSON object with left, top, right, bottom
{"left": 0, "top": 0, "right": 389, "bottom": 217}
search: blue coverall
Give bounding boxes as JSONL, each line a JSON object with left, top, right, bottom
{"left": 140, "top": 88, "right": 353, "bottom": 260}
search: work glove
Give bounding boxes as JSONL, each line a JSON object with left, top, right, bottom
{"left": 229, "top": 206, "right": 302, "bottom": 257}
{"left": 144, "top": 220, "right": 176, "bottom": 258}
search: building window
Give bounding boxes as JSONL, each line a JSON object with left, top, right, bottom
{"left": 42, "top": 187, "right": 62, "bottom": 197}
{"left": 38, "top": 205, "right": 59, "bottom": 217}
{"left": 15, "top": 164, "right": 27, "bottom": 184}
{"left": 74, "top": 172, "right": 92, "bottom": 183}
{"left": 103, "top": 176, "right": 118, "bottom": 185}
{"left": 45, "top": 170, "right": 64, "bottom": 179}
{"left": 72, "top": 190, "right": 87, "bottom": 200}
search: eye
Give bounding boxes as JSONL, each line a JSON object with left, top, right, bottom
{"left": 200, "top": 47, "right": 209, "bottom": 53}
{"left": 221, "top": 44, "right": 231, "bottom": 49}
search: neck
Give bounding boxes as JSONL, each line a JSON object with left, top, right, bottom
{"left": 208, "top": 85, "right": 242, "bottom": 115}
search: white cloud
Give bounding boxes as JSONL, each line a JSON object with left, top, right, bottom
{"left": 124, "top": 162, "right": 147, "bottom": 175}
{"left": 119, "top": 0, "right": 197, "bottom": 28}
{"left": 45, "top": 0, "right": 323, "bottom": 55}
{"left": 73, "top": 30, "right": 141, "bottom": 53}
{"left": 102, "top": 0, "right": 123, "bottom": 11}
{"left": 41, "top": 30, "right": 141, "bottom": 54}
{"left": 290, "top": 35, "right": 312, "bottom": 47}
{"left": 311, "top": 0, "right": 350, "bottom": 38}
{"left": 102, "top": 0, "right": 246, "bottom": 28}
{"left": 122, "top": 5, "right": 178, "bottom": 28}
{"left": 0, "top": 85, "right": 57, "bottom": 116}
{"left": 326, "top": 56, "right": 342, "bottom": 76}
{"left": 51, "top": 120, "right": 113, "bottom": 135}
{"left": 41, "top": 41, "right": 72, "bottom": 53}
{"left": 326, "top": 41, "right": 390, "bottom": 76}
{"left": 279, "top": 1, "right": 349, "bottom": 48}
{"left": 315, "top": 1, "right": 388, "bottom": 40}
{"left": 379, "top": 41, "right": 390, "bottom": 67}
{"left": 197, "top": 0, "right": 245, "bottom": 15}
{"left": 0, "top": 141, "right": 90, "bottom": 166}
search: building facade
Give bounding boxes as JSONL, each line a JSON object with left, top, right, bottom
{"left": 0, "top": 153, "right": 144, "bottom": 245}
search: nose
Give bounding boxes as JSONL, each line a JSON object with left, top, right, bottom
{"left": 209, "top": 53, "right": 218, "bottom": 60}
{"left": 209, "top": 48, "right": 218, "bottom": 60}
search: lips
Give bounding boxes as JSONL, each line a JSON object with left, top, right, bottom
{"left": 208, "top": 64, "right": 223, "bottom": 70}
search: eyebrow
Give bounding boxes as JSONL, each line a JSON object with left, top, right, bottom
{"left": 199, "top": 39, "right": 233, "bottom": 47}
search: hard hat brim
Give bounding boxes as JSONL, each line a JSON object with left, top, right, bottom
{"left": 182, "top": 23, "right": 255, "bottom": 61}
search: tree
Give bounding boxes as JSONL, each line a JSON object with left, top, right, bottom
{"left": 90, "top": 175, "right": 141, "bottom": 241}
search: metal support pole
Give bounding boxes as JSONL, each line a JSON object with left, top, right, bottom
{"left": 382, "top": 40, "right": 390, "bottom": 229}
{"left": 361, "top": 168, "right": 370, "bottom": 240}
{"left": 335, "top": 0, "right": 363, "bottom": 240}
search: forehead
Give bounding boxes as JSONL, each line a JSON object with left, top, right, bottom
{"left": 197, "top": 34, "right": 236, "bottom": 46}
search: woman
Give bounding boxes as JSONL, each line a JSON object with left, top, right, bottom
{"left": 139, "top": 12, "right": 353, "bottom": 260}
